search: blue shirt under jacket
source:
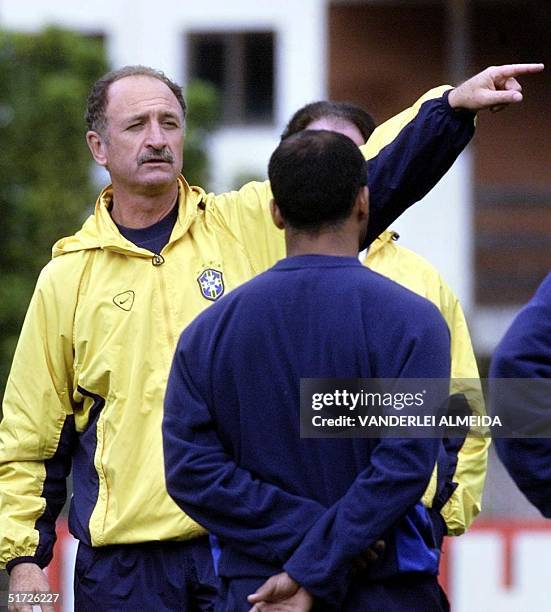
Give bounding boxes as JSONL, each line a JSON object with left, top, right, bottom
{"left": 163, "top": 255, "right": 451, "bottom": 606}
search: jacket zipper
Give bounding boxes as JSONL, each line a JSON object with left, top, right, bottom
{"left": 154, "top": 255, "right": 177, "bottom": 359}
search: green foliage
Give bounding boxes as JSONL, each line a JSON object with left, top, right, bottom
{"left": 0, "top": 27, "right": 108, "bottom": 397}
{"left": 183, "top": 79, "right": 220, "bottom": 189}
{"left": 230, "top": 170, "right": 267, "bottom": 191}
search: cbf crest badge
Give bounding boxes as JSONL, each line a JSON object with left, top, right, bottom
{"left": 197, "top": 268, "right": 225, "bottom": 302}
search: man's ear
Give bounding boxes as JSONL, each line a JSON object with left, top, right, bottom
{"left": 355, "top": 186, "right": 369, "bottom": 222}
{"left": 356, "top": 186, "right": 370, "bottom": 249}
{"left": 86, "top": 130, "right": 108, "bottom": 167}
{"left": 270, "top": 198, "right": 286, "bottom": 230}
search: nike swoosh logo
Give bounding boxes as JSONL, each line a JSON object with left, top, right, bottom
{"left": 113, "top": 291, "right": 135, "bottom": 311}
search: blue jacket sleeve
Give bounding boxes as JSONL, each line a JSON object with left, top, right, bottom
{"left": 364, "top": 90, "right": 475, "bottom": 245}
{"left": 283, "top": 317, "right": 451, "bottom": 605}
{"left": 490, "top": 272, "right": 551, "bottom": 517}
{"left": 163, "top": 342, "right": 327, "bottom": 567}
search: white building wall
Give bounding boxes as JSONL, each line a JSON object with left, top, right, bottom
{"left": 390, "top": 150, "right": 474, "bottom": 313}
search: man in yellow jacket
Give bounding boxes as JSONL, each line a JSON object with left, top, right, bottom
{"left": 0, "top": 63, "right": 542, "bottom": 610}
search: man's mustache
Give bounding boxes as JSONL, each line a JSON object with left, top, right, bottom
{"left": 139, "top": 149, "right": 174, "bottom": 164}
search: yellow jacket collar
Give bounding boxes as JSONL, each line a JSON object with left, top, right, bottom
{"left": 52, "top": 176, "right": 204, "bottom": 258}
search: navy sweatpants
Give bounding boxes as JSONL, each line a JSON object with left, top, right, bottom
{"left": 74, "top": 536, "right": 219, "bottom": 611}
{"left": 216, "top": 573, "right": 450, "bottom": 612}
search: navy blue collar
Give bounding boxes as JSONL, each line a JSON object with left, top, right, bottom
{"left": 272, "top": 254, "right": 363, "bottom": 271}
{"left": 115, "top": 201, "right": 179, "bottom": 254}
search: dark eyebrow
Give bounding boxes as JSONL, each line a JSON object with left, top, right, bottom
{"left": 123, "top": 111, "right": 181, "bottom": 126}
{"left": 159, "top": 111, "right": 182, "bottom": 122}
{"left": 123, "top": 113, "right": 147, "bottom": 126}
{"left": 161, "top": 111, "right": 182, "bottom": 121}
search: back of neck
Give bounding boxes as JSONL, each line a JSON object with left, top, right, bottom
{"left": 285, "top": 229, "right": 360, "bottom": 258}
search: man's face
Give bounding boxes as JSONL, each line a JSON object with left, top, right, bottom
{"left": 91, "top": 75, "right": 185, "bottom": 195}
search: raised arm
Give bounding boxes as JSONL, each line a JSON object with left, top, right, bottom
{"left": 211, "top": 64, "right": 543, "bottom": 266}
{"left": 361, "top": 85, "right": 472, "bottom": 245}
{"left": 362, "top": 62, "right": 543, "bottom": 245}
{"left": 212, "top": 86, "right": 475, "bottom": 261}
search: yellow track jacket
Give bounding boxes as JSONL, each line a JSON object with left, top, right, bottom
{"left": 366, "top": 231, "right": 489, "bottom": 536}
{"left": 0, "top": 86, "right": 476, "bottom": 570}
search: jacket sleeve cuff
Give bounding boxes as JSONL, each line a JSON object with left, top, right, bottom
{"left": 283, "top": 557, "right": 351, "bottom": 607}
{"left": 442, "top": 88, "right": 477, "bottom": 119}
{"left": 6, "top": 556, "right": 45, "bottom": 574}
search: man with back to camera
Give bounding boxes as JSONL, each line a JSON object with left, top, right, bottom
{"left": 280, "top": 99, "right": 489, "bottom": 550}
{"left": 0, "top": 62, "right": 543, "bottom": 610}
{"left": 162, "top": 129, "right": 452, "bottom": 611}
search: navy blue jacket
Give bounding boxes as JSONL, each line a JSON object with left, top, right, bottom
{"left": 163, "top": 255, "right": 451, "bottom": 605}
{"left": 491, "top": 272, "right": 551, "bottom": 517}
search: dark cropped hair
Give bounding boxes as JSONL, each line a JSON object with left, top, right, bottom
{"left": 85, "top": 65, "right": 187, "bottom": 134}
{"left": 268, "top": 130, "right": 367, "bottom": 232}
{"left": 281, "top": 100, "right": 376, "bottom": 142}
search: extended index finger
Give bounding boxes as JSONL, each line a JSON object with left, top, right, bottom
{"left": 490, "top": 63, "right": 544, "bottom": 80}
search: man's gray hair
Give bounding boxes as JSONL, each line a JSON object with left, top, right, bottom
{"left": 85, "top": 65, "right": 187, "bottom": 135}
